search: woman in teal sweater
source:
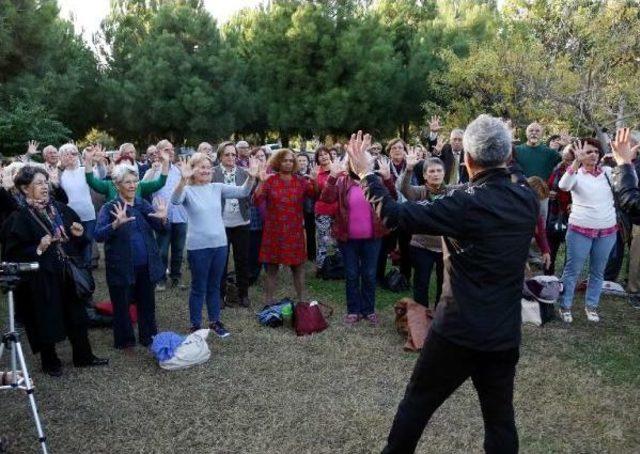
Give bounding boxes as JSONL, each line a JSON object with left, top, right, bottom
{"left": 83, "top": 146, "right": 169, "bottom": 201}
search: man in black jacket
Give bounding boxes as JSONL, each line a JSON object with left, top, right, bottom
{"left": 347, "top": 115, "right": 538, "bottom": 454}
{"left": 611, "top": 128, "right": 640, "bottom": 308}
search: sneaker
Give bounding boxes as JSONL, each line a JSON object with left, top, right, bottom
{"left": 170, "top": 279, "right": 187, "bottom": 290}
{"left": 585, "top": 307, "right": 600, "bottom": 323}
{"left": 628, "top": 294, "right": 640, "bottom": 310}
{"left": 343, "top": 314, "right": 361, "bottom": 327}
{"left": 156, "top": 282, "right": 167, "bottom": 292}
{"left": 364, "top": 313, "right": 379, "bottom": 327}
{"left": 210, "top": 321, "right": 230, "bottom": 338}
{"left": 559, "top": 308, "right": 573, "bottom": 323}
{"left": 189, "top": 325, "right": 201, "bottom": 333}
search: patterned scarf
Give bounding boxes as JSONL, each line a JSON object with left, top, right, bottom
{"left": 222, "top": 166, "right": 240, "bottom": 212}
{"left": 26, "top": 197, "right": 67, "bottom": 241}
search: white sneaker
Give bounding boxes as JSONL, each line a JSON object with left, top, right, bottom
{"left": 585, "top": 307, "right": 600, "bottom": 323}
{"left": 559, "top": 308, "right": 573, "bottom": 323}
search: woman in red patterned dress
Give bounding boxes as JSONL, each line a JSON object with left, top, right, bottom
{"left": 253, "top": 149, "right": 316, "bottom": 303}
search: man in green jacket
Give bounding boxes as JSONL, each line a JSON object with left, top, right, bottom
{"left": 83, "top": 145, "right": 169, "bottom": 201}
{"left": 515, "top": 122, "right": 561, "bottom": 180}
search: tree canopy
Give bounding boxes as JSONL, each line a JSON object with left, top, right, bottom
{"left": 0, "top": 0, "right": 638, "bottom": 154}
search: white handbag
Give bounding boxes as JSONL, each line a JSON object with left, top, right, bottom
{"left": 160, "top": 329, "right": 211, "bottom": 370}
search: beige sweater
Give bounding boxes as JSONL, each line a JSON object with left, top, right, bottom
{"left": 400, "top": 169, "right": 446, "bottom": 252}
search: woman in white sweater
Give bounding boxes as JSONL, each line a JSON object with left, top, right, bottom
{"left": 558, "top": 139, "right": 617, "bottom": 323}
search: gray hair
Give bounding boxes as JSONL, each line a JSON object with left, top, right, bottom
{"left": 112, "top": 163, "right": 139, "bottom": 185}
{"left": 424, "top": 157, "right": 445, "bottom": 170}
{"left": 42, "top": 145, "right": 58, "bottom": 156}
{"left": 463, "top": 114, "right": 512, "bottom": 168}
{"left": 450, "top": 128, "right": 465, "bottom": 137}
{"left": 119, "top": 142, "right": 135, "bottom": 154}
{"left": 59, "top": 143, "right": 78, "bottom": 155}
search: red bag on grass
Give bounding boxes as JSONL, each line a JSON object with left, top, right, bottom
{"left": 293, "top": 301, "right": 332, "bottom": 336}
{"left": 95, "top": 300, "right": 138, "bottom": 323}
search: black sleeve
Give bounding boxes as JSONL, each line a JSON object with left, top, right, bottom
{"left": 612, "top": 164, "right": 640, "bottom": 218}
{"left": 51, "top": 185, "right": 69, "bottom": 204}
{"left": 362, "top": 173, "right": 467, "bottom": 237}
{"left": 58, "top": 203, "right": 90, "bottom": 249}
{"left": 2, "top": 210, "right": 40, "bottom": 262}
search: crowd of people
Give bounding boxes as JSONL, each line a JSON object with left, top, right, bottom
{"left": 1, "top": 114, "right": 640, "bottom": 453}
{"left": 1, "top": 118, "right": 640, "bottom": 379}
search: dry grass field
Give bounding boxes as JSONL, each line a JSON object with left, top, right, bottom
{"left": 2, "top": 260, "right": 640, "bottom": 453}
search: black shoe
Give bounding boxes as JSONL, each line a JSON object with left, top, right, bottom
{"left": 42, "top": 365, "right": 62, "bottom": 377}
{"left": 74, "top": 356, "right": 109, "bottom": 368}
{"left": 239, "top": 296, "right": 251, "bottom": 308}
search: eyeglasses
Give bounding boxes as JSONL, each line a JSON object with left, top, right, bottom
{"left": 282, "top": 158, "right": 295, "bottom": 162}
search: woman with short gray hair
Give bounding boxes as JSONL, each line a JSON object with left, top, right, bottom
{"left": 94, "top": 164, "right": 168, "bottom": 351}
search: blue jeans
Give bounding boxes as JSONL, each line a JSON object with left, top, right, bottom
{"left": 187, "top": 247, "right": 227, "bottom": 328}
{"left": 80, "top": 220, "right": 96, "bottom": 269}
{"left": 338, "top": 238, "right": 382, "bottom": 316}
{"left": 561, "top": 229, "right": 617, "bottom": 310}
{"left": 156, "top": 222, "right": 187, "bottom": 282}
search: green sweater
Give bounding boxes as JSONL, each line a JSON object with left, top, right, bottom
{"left": 514, "top": 144, "right": 561, "bottom": 180}
{"left": 85, "top": 172, "right": 168, "bottom": 201}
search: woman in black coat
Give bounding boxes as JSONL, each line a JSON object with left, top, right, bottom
{"left": 2, "top": 166, "right": 107, "bottom": 377}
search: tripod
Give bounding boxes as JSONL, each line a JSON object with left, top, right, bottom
{"left": 0, "top": 275, "right": 49, "bottom": 454}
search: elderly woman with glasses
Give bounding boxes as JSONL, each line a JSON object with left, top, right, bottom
{"left": 557, "top": 139, "right": 617, "bottom": 324}
{"left": 2, "top": 166, "right": 107, "bottom": 376}
{"left": 94, "top": 164, "right": 168, "bottom": 350}
{"left": 253, "top": 149, "right": 316, "bottom": 303}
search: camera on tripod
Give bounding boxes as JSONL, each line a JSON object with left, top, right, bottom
{"left": 0, "top": 262, "right": 39, "bottom": 276}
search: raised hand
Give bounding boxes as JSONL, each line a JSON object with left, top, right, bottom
{"left": 257, "top": 163, "right": 271, "bottom": 182}
{"left": 559, "top": 131, "right": 572, "bottom": 146}
{"left": 345, "top": 130, "right": 373, "bottom": 178}
{"left": 110, "top": 202, "right": 136, "bottom": 229}
{"left": 70, "top": 222, "right": 84, "bottom": 237}
{"left": 432, "top": 136, "right": 446, "bottom": 156}
{"left": 406, "top": 147, "right": 420, "bottom": 171}
{"left": 377, "top": 156, "right": 392, "bottom": 180}
{"left": 571, "top": 140, "right": 586, "bottom": 165}
{"left": 179, "top": 156, "right": 194, "bottom": 180}
{"left": 82, "top": 146, "right": 95, "bottom": 168}
{"left": 611, "top": 127, "right": 640, "bottom": 165}
{"left": 149, "top": 198, "right": 168, "bottom": 220}
{"left": 308, "top": 162, "right": 319, "bottom": 180}
{"left": 94, "top": 143, "right": 105, "bottom": 158}
{"left": 328, "top": 157, "right": 345, "bottom": 178}
{"left": 27, "top": 140, "right": 40, "bottom": 156}
{"left": 247, "top": 156, "right": 261, "bottom": 178}
{"left": 428, "top": 115, "right": 442, "bottom": 133}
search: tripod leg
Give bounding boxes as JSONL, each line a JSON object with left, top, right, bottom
{"left": 14, "top": 340, "right": 48, "bottom": 454}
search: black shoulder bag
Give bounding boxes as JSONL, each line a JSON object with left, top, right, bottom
{"left": 28, "top": 208, "right": 95, "bottom": 300}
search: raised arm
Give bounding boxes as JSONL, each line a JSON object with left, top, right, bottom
{"left": 611, "top": 128, "right": 640, "bottom": 217}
